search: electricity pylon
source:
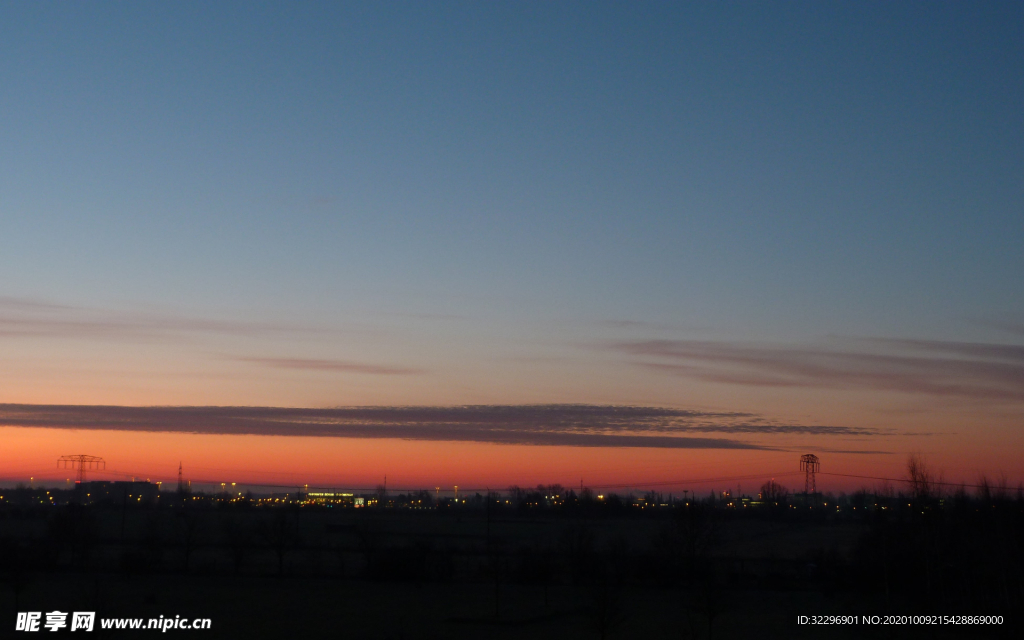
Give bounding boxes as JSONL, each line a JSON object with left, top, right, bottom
{"left": 800, "top": 454, "right": 820, "bottom": 494}
{"left": 57, "top": 455, "right": 105, "bottom": 484}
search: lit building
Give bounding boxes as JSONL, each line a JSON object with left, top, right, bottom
{"left": 304, "top": 491, "right": 355, "bottom": 505}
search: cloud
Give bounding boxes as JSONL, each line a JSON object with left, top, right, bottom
{"left": 236, "top": 357, "right": 424, "bottom": 375}
{"left": 0, "top": 296, "right": 75, "bottom": 312}
{"left": 595, "top": 319, "right": 708, "bottom": 332}
{"left": 999, "top": 323, "right": 1024, "bottom": 337}
{"left": 601, "top": 320, "right": 655, "bottom": 329}
{"left": 817, "top": 449, "right": 895, "bottom": 455}
{"left": 0, "top": 296, "right": 317, "bottom": 341}
{"left": 611, "top": 339, "right": 1024, "bottom": 402}
{"left": 0, "top": 404, "right": 875, "bottom": 449}
{"left": 865, "top": 338, "right": 1024, "bottom": 364}
{"left": 977, "top": 317, "right": 1024, "bottom": 338}
{"left": 388, "top": 311, "right": 468, "bottom": 321}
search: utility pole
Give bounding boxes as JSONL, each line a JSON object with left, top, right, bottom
{"left": 121, "top": 486, "right": 128, "bottom": 543}
{"left": 485, "top": 488, "right": 491, "bottom": 545}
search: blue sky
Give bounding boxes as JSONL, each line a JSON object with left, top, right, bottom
{"left": 1, "top": 0, "right": 1022, "bottom": 460}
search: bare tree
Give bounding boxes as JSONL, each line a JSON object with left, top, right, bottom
{"left": 174, "top": 510, "right": 205, "bottom": 573}
{"left": 259, "top": 511, "right": 300, "bottom": 576}
{"left": 0, "top": 538, "right": 34, "bottom": 611}
{"left": 558, "top": 522, "right": 594, "bottom": 585}
{"left": 222, "top": 516, "right": 253, "bottom": 575}
{"left": 585, "top": 538, "right": 630, "bottom": 640}
{"left": 48, "top": 504, "right": 97, "bottom": 568}
{"left": 906, "top": 454, "right": 932, "bottom": 501}
{"left": 507, "top": 485, "right": 525, "bottom": 507}
{"left": 141, "top": 513, "right": 165, "bottom": 571}
{"left": 759, "top": 480, "right": 790, "bottom": 505}
{"left": 696, "top": 570, "right": 724, "bottom": 640}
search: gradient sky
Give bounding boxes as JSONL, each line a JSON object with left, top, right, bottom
{"left": 2, "top": 2, "right": 1022, "bottom": 490}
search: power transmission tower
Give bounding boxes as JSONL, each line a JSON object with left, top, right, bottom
{"left": 176, "top": 462, "right": 192, "bottom": 494}
{"left": 800, "top": 454, "right": 820, "bottom": 494}
{"left": 57, "top": 455, "right": 105, "bottom": 484}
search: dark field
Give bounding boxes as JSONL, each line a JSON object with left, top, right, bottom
{"left": 1, "top": 488, "right": 1020, "bottom": 639}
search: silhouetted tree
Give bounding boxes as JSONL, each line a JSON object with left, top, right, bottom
{"left": 258, "top": 510, "right": 300, "bottom": 576}
{"left": 174, "top": 510, "right": 205, "bottom": 573}
{"left": 0, "top": 538, "right": 34, "bottom": 612}
{"left": 47, "top": 504, "right": 96, "bottom": 568}
{"left": 513, "top": 545, "right": 555, "bottom": 608}
{"left": 906, "top": 454, "right": 933, "bottom": 502}
{"left": 222, "top": 516, "right": 253, "bottom": 575}
{"left": 759, "top": 480, "right": 789, "bottom": 505}
{"left": 558, "top": 522, "right": 594, "bottom": 585}
{"left": 507, "top": 485, "right": 526, "bottom": 508}
{"left": 585, "top": 538, "right": 630, "bottom": 640}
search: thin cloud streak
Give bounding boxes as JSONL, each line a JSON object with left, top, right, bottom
{"left": 865, "top": 337, "right": 1024, "bottom": 364}
{"left": 977, "top": 317, "right": 1024, "bottom": 338}
{"left": 0, "top": 296, "right": 323, "bottom": 341}
{"left": 0, "top": 404, "right": 875, "bottom": 449}
{"left": 612, "top": 339, "right": 1024, "bottom": 402}
{"left": 236, "top": 357, "right": 425, "bottom": 375}
{"left": 0, "top": 296, "right": 75, "bottom": 312}
{"left": 818, "top": 449, "right": 895, "bottom": 455}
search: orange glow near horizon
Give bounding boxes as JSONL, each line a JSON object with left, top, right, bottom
{"left": 3, "top": 426, "right": 1018, "bottom": 494}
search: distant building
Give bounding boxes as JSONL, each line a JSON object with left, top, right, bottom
{"left": 304, "top": 491, "right": 355, "bottom": 506}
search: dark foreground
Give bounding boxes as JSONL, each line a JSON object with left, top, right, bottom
{"left": 1, "top": 487, "right": 1020, "bottom": 639}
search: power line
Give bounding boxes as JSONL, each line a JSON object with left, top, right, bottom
{"left": 586, "top": 471, "right": 802, "bottom": 490}
{"left": 188, "top": 465, "right": 309, "bottom": 478}
{"left": 188, "top": 479, "right": 301, "bottom": 490}
{"left": 818, "top": 471, "right": 1019, "bottom": 490}
{"left": 8, "top": 464, "right": 1019, "bottom": 494}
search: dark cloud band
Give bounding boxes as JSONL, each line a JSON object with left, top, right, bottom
{"left": 612, "top": 339, "right": 1024, "bottom": 402}
{"left": 0, "top": 404, "right": 873, "bottom": 449}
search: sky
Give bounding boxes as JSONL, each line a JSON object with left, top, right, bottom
{"left": 1, "top": 2, "right": 1022, "bottom": 491}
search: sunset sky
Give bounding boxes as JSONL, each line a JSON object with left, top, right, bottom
{"left": 2, "top": 2, "right": 1022, "bottom": 492}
